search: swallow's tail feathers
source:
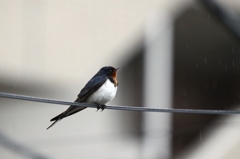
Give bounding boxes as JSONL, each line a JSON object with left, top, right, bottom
{"left": 50, "top": 113, "right": 64, "bottom": 122}
{"left": 47, "top": 105, "right": 87, "bottom": 130}
{"left": 46, "top": 112, "right": 65, "bottom": 130}
{"left": 46, "top": 119, "right": 61, "bottom": 130}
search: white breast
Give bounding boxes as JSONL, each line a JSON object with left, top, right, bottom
{"left": 87, "top": 79, "right": 117, "bottom": 104}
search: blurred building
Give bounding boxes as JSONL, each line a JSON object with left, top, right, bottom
{"left": 0, "top": 0, "right": 240, "bottom": 159}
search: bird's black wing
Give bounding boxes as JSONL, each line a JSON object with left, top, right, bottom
{"left": 47, "top": 75, "right": 107, "bottom": 129}
{"left": 77, "top": 75, "right": 107, "bottom": 102}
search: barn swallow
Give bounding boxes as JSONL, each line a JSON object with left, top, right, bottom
{"left": 47, "top": 66, "right": 119, "bottom": 129}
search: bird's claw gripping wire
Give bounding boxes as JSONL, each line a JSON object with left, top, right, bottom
{"left": 95, "top": 102, "right": 106, "bottom": 112}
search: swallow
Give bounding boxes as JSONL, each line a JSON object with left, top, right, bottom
{"left": 47, "top": 66, "right": 119, "bottom": 129}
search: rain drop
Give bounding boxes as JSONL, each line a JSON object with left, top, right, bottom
{"left": 204, "top": 58, "right": 207, "bottom": 65}
{"left": 225, "top": 65, "right": 228, "bottom": 71}
{"left": 199, "top": 131, "right": 202, "bottom": 141}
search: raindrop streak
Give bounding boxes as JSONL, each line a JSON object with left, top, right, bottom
{"left": 184, "top": 90, "right": 187, "bottom": 96}
{"left": 184, "top": 101, "right": 187, "bottom": 107}
{"left": 199, "top": 131, "right": 202, "bottom": 142}
{"left": 186, "top": 44, "right": 189, "bottom": 49}
{"left": 208, "top": 13, "right": 210, "bottom": 19}
{"left": 225, "top": 65, "right": 228, "bottom": 71}
{"left": 196, "top": 64, "right": 199, "bottom": 68}
{"left": 219, "top": 58, "right": 222, "bottom": 64}
{"left": 204, "top": 58, "right": 207, "bottom": 65}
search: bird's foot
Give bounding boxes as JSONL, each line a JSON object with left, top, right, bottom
{"left": 95, "top": 103, "right": 106, "bottom": 112}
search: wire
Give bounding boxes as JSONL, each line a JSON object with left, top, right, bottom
{"left": 0, "top": 92, "right": 240, "bottom": 115}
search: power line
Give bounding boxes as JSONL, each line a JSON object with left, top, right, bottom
{"left": 0, "top": 92, "right": 240, "bottom": 115}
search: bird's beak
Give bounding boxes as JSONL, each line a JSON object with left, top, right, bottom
{"left": 115, "top": 67, "right": 119, "bottom": 71}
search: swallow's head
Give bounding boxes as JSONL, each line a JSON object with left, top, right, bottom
{"left": 98, "top": 66, "right": 119, "bottom": 86}
{"left": 101, "top": 66, "right": 119, "bottom": 78}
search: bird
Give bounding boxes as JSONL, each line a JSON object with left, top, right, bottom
{"left": 47, "top": 66, "right": 119, "bottom": 129}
